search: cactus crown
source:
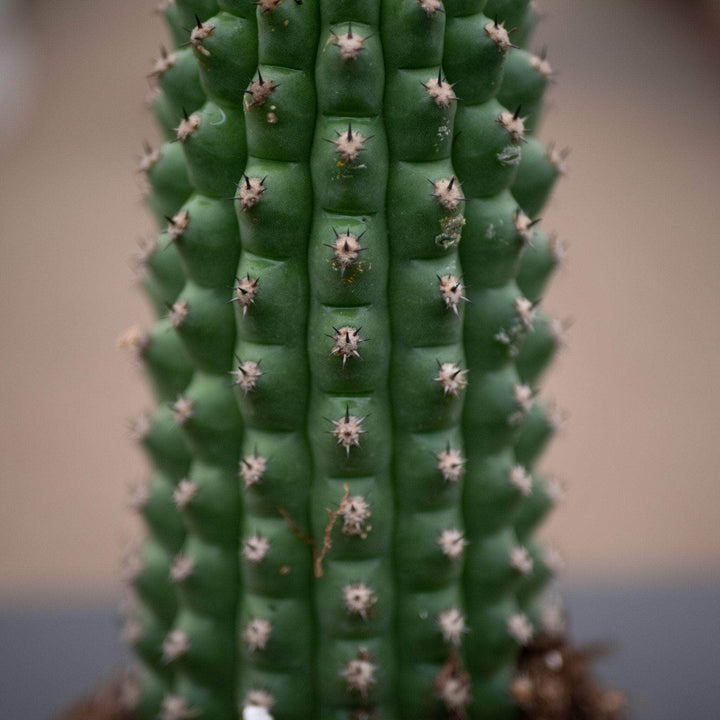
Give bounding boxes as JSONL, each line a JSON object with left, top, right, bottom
{"left": 125, "top": 0, "right": 570, "bottom": 718}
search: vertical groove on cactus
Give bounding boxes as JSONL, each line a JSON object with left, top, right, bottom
{"left": 125, "top": 0, "right": 573, "bottom": 717}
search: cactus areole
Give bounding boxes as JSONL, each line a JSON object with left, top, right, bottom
{"left": 124, "top": 0, "right": 572, "bottom": 718}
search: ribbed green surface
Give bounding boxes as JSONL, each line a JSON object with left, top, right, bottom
{"left": 123, "top": 0, "right": 567, "bottom": 717}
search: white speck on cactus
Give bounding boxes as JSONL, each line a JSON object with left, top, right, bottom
{"left": 233, "top": 275, "right": 260, "bottom": 317}
{"left": 327, "top": 229, "right": 365, "bottom": 276}
{"left": 330, "top": 326, "right": 366, "bottom": 366}
{"left": 510, "top": 546, "right": 534, "bottom": 575}
{"left": 129, "top": 413, "right": 152, "bottom": 442}
{"left": 245, "top": 72, "right": 278, "bottom": 108}
{"left": 174, "top": 479, "right": 198, "bottom": 509}
{"left": 170, "top": 553, "right": 195, "bottom": 582}
{"left": 547, "top": 143, "right": 571, "bottom": 175}
{"left": 231, "top": 360, "right": 263, "bottom": 395}
{"left": 514, "top": 383, "right": 534, "bottom": 415}
{"left": 550, "top": 317, "right": 570, "bottom": 347}
{"left": 544, "top": 476, "right": 565, "bottom": 504}
{"left": 340, "top": 495, "right": 372, "bottom": 537}
{"left": 507, "top": 613, "right": 534, "bottom": 645}
{"left": 138, "top": 142, "right": 161, "bottom": 173}
{"left": 530, "top": 52, "right": 553, "bottom": 79}
{"left": 236, "top": 175, "right": 266, "bottom": 211}
{"left": 438, "top": 528, "right": 469, "bottom": 560}
{"left": 162, "top": 630, "right": 190, "bottom": 663}
{"left": 243, "top": 707, "right": 274, "bottom": 720}
{"left": 438, "top": 608, "right": 468, "bottom": 646}
{"left": 243, "top": 618, "right": 272, "bottom": 652}
{"left": 343, "top": 582, "right": 377, "bottom": 619}
{"left": 484, "top": 19, "right": 514, "bottom": 52}
{"left": 243, "top": 534, "right": 271, "bottom": 563}
{"left": 239, "top": 453, "right": 268, "bottom": 488}
{"left": 171, "top": 395, "right": 194, "bottom": 425}
{"left": 330, "top": 125, "right": 368, "bottom": 162}
{"left": 436, "top": 447, "right": 466, "bottom": 482}
{"left": 331, "top": 409, "right": 366, "bottom": 456}
{"left": 117, "top": 325, "right": 149, "bottom": 360}
{"left": 513, "top": 209, "right": 537, "bottom": 245}
{"left": 509, "top": 465, "right": 533, "bottom": 495}
{"left": 435, "top": 653, "right": 471, "bottom": 713}
{"left": 174, "top": 113, "right": 201, "bottom": 143}
{"left": 331, "top": 25, "right": 369, "bottom": 60}
{"left": 431, "top": 176, "right": 464, "bottom": 211}
{"left": 189, "top": 20, "right": 215, "bottom": 56}
{"left": 424, "top": 73, "right": 457, "bottom": 109}
{"left": 127, "top": 480, "right": 150, "bottom": 510}
{"left": 514, "top": 297, "right": 536, "bottom": 330}
{"left": 243, "top": 690, "right": 275, "bottom": 711}
{"left": 438, "top": 274, "right": 468, "bottom": 315}
{"left": 498, "top": 108, "right": 527, "bottom": 144}
{"left": 160, "top": 694, "right": 199, "bottom": 720}
{"left": 168, "top": 299, "right": 189, "bottom": 329}
{"left": 149, "top": 46, "right": 176, "bottom": 79}
{"left": 167, "top": 210, "right": 190, "bottom": 241}
{"left": 417, "top": 0, "right": 443, "bottom": 15}
{"left": 548, "top": 403, "right": 566, "bottom": 431}
{"left": 341, "top": 650, "right": 377, "bottom": 696}
{"left": 434, "top": 362, "right": 468, "bottom": 398}
{"left": 545, "top": 650, "right": 564, "bottom": 671}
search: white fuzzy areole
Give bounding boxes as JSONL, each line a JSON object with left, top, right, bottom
{"left": 242, "top": 534, "right": 271, "bottom": 563}
{"left": 484, "top": 20, "right": 513, "bottom": 51}
{"left": 436, "top": 447, "right": 466, "bottom": 482}
{"left": 117, "top": 325, "right": 150, "bottom": 360}
{"left": 168, "top": 210, "right": 190, "bottom": 241}
{"left": 509, "top": 465, "right": 532, "bottom": 496}
{"left": 237, "top": 176, "right": 266, "bottom": 211}
{"left": 418, "top": 0, "right": 443, "bottom": 15}
{"left": 331, "top": 127, "right": 368, "bottom": 162}
{"left": 330, "top": 326, "right": 365, "bottom": 366}
{"left": 255, "top": 0, "right": 283, "bottom": 13}
{"left": 170, "top": 553, "right": 195, "bottom": 582}
{"left": 239, "top": 454, "right": 268, "bottom": 487}
{"left": 332, "top": 28, "right": 368, "bottom": 60}
{"left": 437, "top": 528, "right": 468, "bottom": 560}
{"left": 168, "top": 299, "right": 189, "bottom": 329}
{"left": 514, "top": 296, "right": 536, "bottom": 331}
{"left": 160, "top": 694, "right": 199, "bottom": 720}
{"left": 438, "top": 274, "right": 468, "bottom": 315}
{"left": 243, "top": 707, "right": 274, "bottom": 720}
{"left": 332, "top": 412, "right": 366, "bottom": 455}
{"left": 432, "top": 177, "right": 463, "bottom": 211}
{"left": 329, "top": 231, "right": 363, "bottom": 275}
{"left": 138, "top": 144, "right": 161, "bottom": 173}
{"left": 434, "top": 362, "right": 468, "bottom": 398}
{"left": 510, "top": 546, "right": 534, "bottom": 575}
{"left": 175, "top": 114, "right": 201, "bottom": 143}
{"left": 189, "top": 21, "right": 215, "bottom": 56}
{"left": 424, "top": 75, "right": 457, "bottom": 109}
{"left": 438, "top": 608, "right": 468, "bottom": 646}
{"left": 497, "top": 110, "right": 527, "bottom": 144}
{"left": 129, "top": 413, "right": 152, "bottom": 442}
{"left": 341, "top": 651, "right": 377, "bottom": 696}
{"left": 530, "top": 53, "right": 553, "bottom": 79}
{"left": 343, "top": 582, "right": 377, "bottom": 619}
{"left": 233, "top": 276, "right": 260, "bottom": 317}
{"left": 243, "top": 690, "right": 275, "bottom": 711}
{"left": 231, "top": 360, "right": 263, "bottom": 395}
{"left": 243, "top": 618, "right": 272, "bottom": 652}
{"left": 162, "top": 630, "right": 190, "bottom": 663}
{"left": 340, "top": 495, "right": 372, "bottom": 537}
{"left": 246, "top": 76, "right": 278, "bottom": 108}
{"left": 171, "top": 395, "right": 194, "bottom": 425}
{"left": 507, "top": 613, "right": 534, "bottom": 645}
{"left": 149, "top": 47, "right": 176, "bottom": 79}
{"left": 174, "top": 479, "right": 198, "bottom": 509}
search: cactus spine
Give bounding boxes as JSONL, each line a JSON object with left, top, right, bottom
{"left": 125, "top": 0, "right": 567, "bottom": 717}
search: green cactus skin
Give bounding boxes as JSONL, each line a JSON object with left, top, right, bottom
{"left": 122, "top": 0, "right": 570, "bottom": 717}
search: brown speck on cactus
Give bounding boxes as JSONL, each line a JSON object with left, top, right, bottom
{"left": 329, "top": 326, "right": 366, "bottom": 366}
{"left": 423, "top": 71, "right": 458, "bottom": 109}
{"left": 438, "top": 274, "right": 468, "bottom": 315}
{"left": 436, "top": 446, "right": 466, "bottom": 482}
{"left": 245, "top": 71, "right": 278, "bottom": 108}
{"left": 438, "top": 528, "right": 469, "bottom": 560}
{"left": 498, "top": 107, "right": 528, "bottom": 144}
{"left": 509, "top": 464, "right": 533, "bottom": 496}
{"left": 511, "top": 546, "right": 534, "bottom": 575}
{"left": 188, "top": 18, "right": 214, "bottom": 57}
{"left": 340, "top": 495, "right": 372, "bottom": 537}
{"left": 162, "top": 630, "right": 190, "bottom": 663}
{"left": 231, "top": 359, "right": 263, "bottom": 395}
{"left": 160, "top": 694, "right": 199, "bottom": 720}
{"left": 485, "top": 19, "right": 514, "bottom": 52}
{"left": 508, "top": 613, "right": 534, "bottom": 645}
{"left": 342, "top": 582, "right": 377, "bottom": 619}
{"left": 435, "top": 651, "right": 472, "bottom": 715}
{"left": 243, "top": 618, "right": 272, "bottom": 652}
{"left": 138, "top": 141, "right": 161, "bottom": 173}
{"left": 171, "top": 395, "right": 194, "bottom": 425}
{"left": 243, "top": 534, "right": 271, "bottom": 564}
{"left": 434, "top": 361, "right": 469, "bottom": 398}
{"left": 329, "top": 124, "right": 369, "bottom": 163}
{"left": 243, "top": 690, "right": 276, "bottom": 710}
{"left": 236, "top": 175, "right": 266, "bottom": 211}
{"left": 233, "top": 275, "right": 260, "bottom": 317}
{"left": 331, "top": 25, "right": 369, "bottom": 61}
{"left": 170, "top": 553, "right": 195, "bottom": 582}
{"left": 148, "top": 46, "right": 176, "bottom": 79}
{"left": 174, "top": 112, "right": 201, "bottom": 142}
{"left": 127, "top": 480, "right": 149, "bottom": 511}
{"left": 326, "top": 229, "right": 365, "bottom": 276}
{"left": 515, "top": 296, "right": 536, "bottom": 330}
{"left": 438, "top": 608, "right": 468, "bottom": 646}
{"left": 341, "top": 650, "right": 377, "bottom": 696}
{"left": 417, "top": 0, "right": 443, "bottom": 16}
{"left": 167, "top": 209, "right": 190, "bottom": 241}
{"left": 128, "top": 413, "right": 152, "bottom": 442}
{"left": 331, "top": 408, "right": 366, "bottom": 456}
{"left": 117, "top": 325, "right": 149, "bottom": 360}
{"left": 431, "top": 176, "right": 464, "bottom": 211}
{"left": 173, "top": 479, "right": 198, "bottom": 509}
{"left": 168, "top": 299, "right": 189, "bottom": 328}
{"left": 239, "top": 453, "right": 268, "bottom": 487}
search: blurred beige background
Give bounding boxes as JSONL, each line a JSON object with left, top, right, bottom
{"left": 1, "top": 0, "right": 719, "bottom": 603}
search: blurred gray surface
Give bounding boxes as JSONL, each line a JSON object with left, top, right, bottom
{"left": 1, "top": 580, "right": 718, "bottom": 720}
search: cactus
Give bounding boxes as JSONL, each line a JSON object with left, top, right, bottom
{"left": 122, "top": 0, "right": 575, "bottom": 718}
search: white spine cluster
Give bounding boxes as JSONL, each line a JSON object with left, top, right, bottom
{"left": 239, "top": 453, "right": 268, "bottom": 487}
